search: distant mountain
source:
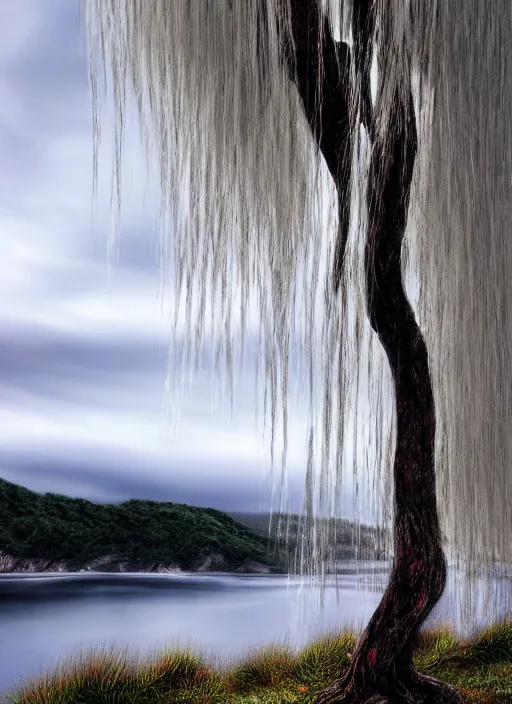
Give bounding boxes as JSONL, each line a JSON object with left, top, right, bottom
{"left": 0, "top": 477, "right": 286, "bottom": 574}
{"left": 226, "top": 511, "right": 388, "bottom": 562}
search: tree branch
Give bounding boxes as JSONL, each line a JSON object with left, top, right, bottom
{"left": 285, "top": 0, "right": 353, "bottom": 292}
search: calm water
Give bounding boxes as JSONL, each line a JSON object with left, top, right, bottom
{"left": 1, "top": 562, "right": 511, "bottom": 695}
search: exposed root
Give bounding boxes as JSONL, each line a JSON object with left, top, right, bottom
{"left": 314, "top": 669, "right": 462, "bottom": 704}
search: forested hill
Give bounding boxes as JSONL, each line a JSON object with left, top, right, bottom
{"left": 0, "top": 477, "right": 286, "bottom": 573}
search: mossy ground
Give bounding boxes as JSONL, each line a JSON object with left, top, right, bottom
{"left": 3, "top": 621, "right": 512, "bottom": 703}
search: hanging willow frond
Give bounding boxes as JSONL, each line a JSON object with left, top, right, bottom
{"left": 85, "top": 0, "right": 512, "bottom": 626}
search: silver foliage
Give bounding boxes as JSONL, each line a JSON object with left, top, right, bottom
{"left": 85, "top": 0, "right": 512, "bottom": 624}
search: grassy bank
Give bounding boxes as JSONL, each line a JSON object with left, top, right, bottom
{"left": 4, "top": 621, "right": 512, "bottom": 703}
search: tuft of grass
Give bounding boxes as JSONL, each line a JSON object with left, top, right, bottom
{"left": 469, "top": 621, "right": 512, "bottom": 666}
{"left": 414, "top": 623, "right": 464, "bottom": 672}
{"left": 135, "top": 647, "right": 210, "bottom": 691}
{"left": 5, "top": 647, "right": 140, "bottom": 704}
{"left": 3, "top": 621, "right": 512, "bottom": 703}
{"left": 291, "top": 630, "right": 355, "bottom": 689}
{"left": 226, "top": 643, "right": 297, "bottom": 693}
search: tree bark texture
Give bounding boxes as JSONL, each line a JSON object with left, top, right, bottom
{"left": 286, "top": 3, "right": 462, "bottom": 702}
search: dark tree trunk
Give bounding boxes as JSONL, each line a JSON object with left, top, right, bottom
{"left": 284, "top": 3, "right": 462, "bottom": 702}
{"left": 312, "top": 85, "right": 462, "bottom": 704}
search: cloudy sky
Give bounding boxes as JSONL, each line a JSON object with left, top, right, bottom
{"left": 0, "top": 0, "right": 348, "bottom": 515}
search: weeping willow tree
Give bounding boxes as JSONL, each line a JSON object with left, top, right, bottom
{"left": 85, "top": 1, "right": 512, "bottom": 702}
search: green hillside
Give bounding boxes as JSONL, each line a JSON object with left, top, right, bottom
{"left": 0, "top": 477, "right": 286, "bottom": 573}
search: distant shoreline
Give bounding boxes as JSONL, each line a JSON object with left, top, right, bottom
{"left": 0, "top": 476, "right": 387, "bottom": 578}
{"left": 0, "top": 553, "right": 392, "bottom": 580}
{"left": 0, "top": 552, "right": 280, "bottom": 575}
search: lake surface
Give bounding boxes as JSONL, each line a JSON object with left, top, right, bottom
{"left": 1, "top": 562, "right": 511, "bottom": 696}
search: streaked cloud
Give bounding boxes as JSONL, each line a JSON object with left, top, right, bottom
{"left": 0, "top": 0, "right": 343, "bottom": 517}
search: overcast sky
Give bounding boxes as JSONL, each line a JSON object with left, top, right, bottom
{"left": 0, "top": 0, "right": 358, "bottom": 515}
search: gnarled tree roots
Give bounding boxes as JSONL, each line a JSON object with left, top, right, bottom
{"left": 315, "top": 669, "right": 462, "bottom": 704}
